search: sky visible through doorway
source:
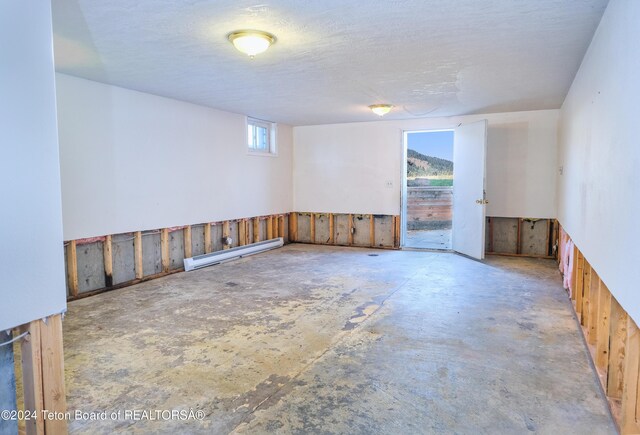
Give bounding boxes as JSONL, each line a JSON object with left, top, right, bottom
{"left": 408, "top": 131, "right": 454, "bottom": 160}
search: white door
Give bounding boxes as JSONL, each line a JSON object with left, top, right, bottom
{"left": 452, "top": 120, "right": 488, "bottom": 259}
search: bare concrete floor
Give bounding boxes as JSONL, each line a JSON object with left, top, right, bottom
{"left": 405, "top": 229, "right": 452, "bottom": 250}
{"left": 64, "top": 244, "right": 615, "bottom": 434}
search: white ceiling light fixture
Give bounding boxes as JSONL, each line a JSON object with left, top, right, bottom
{"left": 369, "top": 104, "right": 393, "bottom": 117}
{"left": 228, "top": 30, "right": 276, "bottom": 58}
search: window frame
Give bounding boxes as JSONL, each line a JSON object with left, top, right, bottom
{"left": 247, "top": 117, "right": 277, "bottom": 157}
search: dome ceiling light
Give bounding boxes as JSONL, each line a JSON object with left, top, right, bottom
{"left": 227, "top": 30, "right": 276, "bottom": 58}
{"left": 369, "top": 104, "right": 393, "bottom": 117}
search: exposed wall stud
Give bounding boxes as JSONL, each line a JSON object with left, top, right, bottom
{"left": 103, "top": 234, "right": 113, "bottom": 287}
{"left": 183, "top": 225, "right": 192, "bottom": 258}
{"left": 20, "top": 320, "right": 45, "bottom": 435}
{"left": 622, "top": 317, "right": 640, "bottom": 434}
{"left": 272, "top": 216, "right": 278, "bottom": 239}
{"left": 289, "top": 213, "right": 298, "bottom": 242}
{"left": 369, "top": 214, "right": 375, "bottom": 247}
{"left": 21, "top": 315, "right": 67, "bottom": 435}
{"left": 516, "top": 218, "right": 523, "bottom": 255}
{"left": 278, "top": 215, "right": 285, "bottom": 239}
{"left": 67, "top": 240, "right": 79, "bottom": 298}
{"left": 253, "top": 217, "right": 260, "bottom": 243}
{"left": 608, "top": 298, "right": 628, "bottom": 399}
{"left": 239, "top": 220, "right": 247, "bottom": 246}
{"left": 134, "top": 231, "right": 143, "bottom": 279}
{"left": 575, "top": 251, "right": 584, "bottom": 317}
{"left": 267, "top": 216, "right": 274, "bottom": 240}
{"left": 587, "top": 269, "right": 599, "bottom": 345}
{"left": 161, "top": 228, "right": 170, "bottom": 273}
{"left": 222, "top": 221, "right": 231, "bottom": 250}
{"left": 310, "top": 213, "right": 316, "bottom": 243}
{"left": 329, "top": 213, "right": 335, "bottom": 244}
{"left": 596, "top": 279, "right": 612, "bottom": 370}
{"left": 582, "top": 262, "right": 592, "bottom": 329}
{"left": 347, "top": 214, "right": 354, "bottom": 246}
{"left": 204, "top": 224, "right": 212, "bottom": 254}
{"left": 40, "top": 315, "right": 67, "bottom": 435}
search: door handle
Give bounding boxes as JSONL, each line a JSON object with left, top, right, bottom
{"left": 475, "top": 199, "right": 489, "bottom": 204}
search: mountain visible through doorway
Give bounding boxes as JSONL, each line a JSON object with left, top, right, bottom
{"left": 405, "top": 130, "right": 454, "bottom": 250}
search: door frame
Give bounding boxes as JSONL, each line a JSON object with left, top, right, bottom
{"left": 400, "top": 128, "right": 455, "bottom": 249}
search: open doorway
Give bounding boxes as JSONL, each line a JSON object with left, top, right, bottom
{"left": 402, "top": 130, "right": 454, "bottom": 250}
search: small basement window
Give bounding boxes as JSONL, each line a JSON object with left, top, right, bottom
{"left": 247, "top": 117, "right": 277, "bottom": 156}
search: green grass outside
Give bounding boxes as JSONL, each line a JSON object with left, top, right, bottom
{"left": 427, "top": 179, "right": 453, "bottom": 186}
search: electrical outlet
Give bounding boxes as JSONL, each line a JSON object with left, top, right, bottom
{"left": 385, "top": 180, "right": 393, "bottom": 189}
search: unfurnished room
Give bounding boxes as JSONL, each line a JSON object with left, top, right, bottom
{"left": 1, "top": 0, "right": 639, "bottom": 434}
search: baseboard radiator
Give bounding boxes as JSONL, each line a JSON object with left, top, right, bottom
{"left": 184, "top": 238, "right": 284, "bottom": 271}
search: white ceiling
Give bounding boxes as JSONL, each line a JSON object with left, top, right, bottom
{"left": 52, "top": 0, "right": 608, "bottom": 126}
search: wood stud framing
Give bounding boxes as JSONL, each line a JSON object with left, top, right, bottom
{"left": 347, "top": 214, "right": 354, "bottom": 246}
{"left": 134, "top": 231, "right": 143, "bottom": 279}
{"left": 66, "top": 240, "right": 78, "bottom": 298}
{"left": 161, "top": 228, "right": 170, "bottom": 273}
{"left": 369, "top": 214, "right": 375, "bottom": 247}
{"left": 222, "top": 221, "right": 231, "bottom": 250}
{"left": 289, "top": 213, "right": 298, "bottom": 242}
{"left": 310, "top": 213, "right": 316, "bottom": 243}
{"left": 273, "top": 216, "right": 279, "bottom": 239}
{"left": 564, "top": 228, "right": 640, "bottom": 433}
{"left": 239, "top": 219, "right": 247, "bottom": 246}
{"left": 329, "top": 213, "right": 335, "bottom": 245}
{"left": 20, "top": 314, "right": 67, "bottom": 435}
{"left": 253, "top": 218, "right": 260, "bottom": 243}
{"left": 204, "top": 224, "right": 212, "bottom": 254}
{"left": 278, "top": 215, "right": 285, "bottom": 239}
{"left": 267, "top": 216, "right": 274, "bottom": 240}
{"left": 64, "top": 213, "right": 292, "bottom": 302}
{"left": 608, "top": 297, "right": 628, "bottom": 399}
{"left": 183, "top": 225, "right": 192, "bottom": 258}
{"left": 103, "top": 234, "right": 113, "bottom": 287}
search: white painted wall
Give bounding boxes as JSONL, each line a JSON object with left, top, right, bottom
{"left": 558, "top": 0, "right": 640, "bottom": 323}
{"left": 56, "top": 74, "right": 293, "bottom": 240}
{"left": 0, "top": 1, "right": 66, "bottom": 331}
{"left": 294, "top": 110, "right": 558, "bottom": 218}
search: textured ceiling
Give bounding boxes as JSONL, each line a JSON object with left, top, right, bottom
{"left": 52, "top": 0, "right": 608, "bottom": 126}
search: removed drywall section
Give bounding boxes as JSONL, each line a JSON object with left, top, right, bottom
{"left": 315, "top": 214, "right": 331, "bottom": 244}
{"left": 296, "top": 214, "right": 312, "bottom": 243}
{"left": 558, "top": 0, "right": 640, "bottom": 323}
{"left": 113, "top": 234, "right": 136, "bottom": 285}
{"left": 76, "top": 241, "right": 106, "bottom": 293}
{"left": 293, "top": 109, "right": 558, "bottom": 219}
{"left": 374, "top": 216, "right": 395, "bottom": 248}
{"left": 291, "top": 213, "right": 397, "bottom": 249}
{"left": 191, "top": 225, "right": 206, "bottom": 257}
{"left": 335, "top": 215, "right": 350, "bottom": 246}
{"left": 520, "top": 219, "right": 550, "bottom": 257}
{"left": 56, "top": 74, "right": 294, "bottom": 241}
{"left": 169, "top": 230, "right": 185, "bottom": 271}
{"left": 142, "top": 232, "right": 162, "bottom": 278}
{"left": 352, "top": 215, "right": 371, "bottom": 246}
{"left": 489, "top": 218, "right": 519, "bottom": 254}
{"left": 65, "top": 214, "right": 290, "bottom": 300}
{"left": 486, "top": 217, "right": 554, "bottom": 258}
